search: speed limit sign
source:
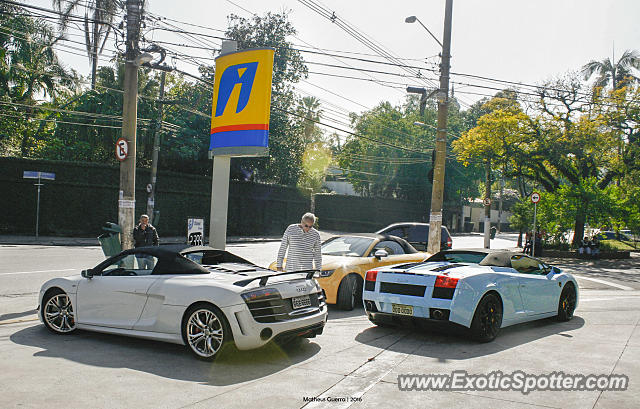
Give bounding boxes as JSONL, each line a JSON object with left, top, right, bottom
{"left": 531, "top": 192, "right": 541, "bottom": 204}
{"left": 115, "top": 137, "right": 128, "bottom": 161}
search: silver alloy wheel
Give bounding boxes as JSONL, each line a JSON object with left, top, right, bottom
{"left": 186, "top": 309, "right": 224, "bottom": 358}
{"left": 44, "top": 293, "right": 76, "bottom": 333}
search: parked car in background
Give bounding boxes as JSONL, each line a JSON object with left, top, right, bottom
{"left": 376, "top": 222, "right": 452, "bottom": 251}
{"left": 39, "top": 246, "right": 327, "bottom": 360}
{"left": 363, "top": 249, "right": 578, "bottom": 342}
{"left": 270, "top": 234, "right": 428, "bottom": 310}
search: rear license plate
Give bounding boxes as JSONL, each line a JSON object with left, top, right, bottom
{"left": 392, "top": 303, "right": 413, "bottom": 316}
{"left": 292, "top": 295, "right": 311, "bottom": 309}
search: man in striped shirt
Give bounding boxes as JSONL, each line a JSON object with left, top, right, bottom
{"left": 276, "top": 213, "right": 322, "bottom": 272}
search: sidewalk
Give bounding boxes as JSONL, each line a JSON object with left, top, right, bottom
{"left": 0, "top": 230, "right": 345, "bottom": 247}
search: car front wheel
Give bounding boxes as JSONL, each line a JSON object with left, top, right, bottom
{"left": 42, "top": 289, "right": 76, "bottom": 334}
{"left": 337, "top": 274, "right": 358, "bottom": 310}
{"left": 470, "top": 293, "right": 502, "bottom": 342}
{"left": 182, "top": 304, "right": 230, "bottom": 360}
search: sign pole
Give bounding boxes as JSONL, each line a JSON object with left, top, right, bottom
{"left": 35, "top": 174, "right": 41, "bottom": 239}
{"left": 532, "top": 202, "right": 537, "bottom": 256}
{"left": 530, "top": 192, "right": 540, "bottom": 256}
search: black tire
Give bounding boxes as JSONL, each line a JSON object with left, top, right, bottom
{"left": 470, "top": 293, "right": 503, "bottom": 342}
{"left": 557, "top": 283, "right": 577, "bottom": 322}
{"left": 41, "top": 288, "right": 76, "bottom": 334}
{"left": 182, "top": 303, "right": 231, "bottom": 360}
{"left": 337, "top": 274, "right": 358, "bottom": 310}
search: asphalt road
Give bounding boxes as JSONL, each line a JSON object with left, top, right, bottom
{"left": 1, "top": 235, "right": 639, "bottom": 408}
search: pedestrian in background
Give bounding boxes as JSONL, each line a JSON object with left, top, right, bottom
{"left": 133, "top": 214, "right": 159, "bottom": 269}
{"left": 276, "top": 212, "right": 322, "bottom": 272}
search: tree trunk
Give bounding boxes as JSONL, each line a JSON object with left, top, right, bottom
{"left": 572, "top": 203, "right": 587, "bottom": 247}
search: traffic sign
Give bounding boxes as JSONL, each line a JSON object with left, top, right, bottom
{"left": 116, "top": 138, "right": 128, "bottom": 161}
{"left": 531, "top": 192, "right": 541, "bottom": 204}
{"left": 483, "top": 197, "right": 491, "bottom": 206}
{"left": 23, "top": 171, "right": 55, "bottom": 180}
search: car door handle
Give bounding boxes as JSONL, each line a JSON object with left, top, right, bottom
{"left": 520, "top": 284, "right": 526, "bottom": 288}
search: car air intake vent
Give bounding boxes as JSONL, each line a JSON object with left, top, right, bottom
{"left": 379, "top": 282, "right": 426, "bottom": 297}
{"left": 431, "top": 263, "right": 465, "bottom": 272}
{"left": 391, "top": 263, "right": 421, "bottom": 270}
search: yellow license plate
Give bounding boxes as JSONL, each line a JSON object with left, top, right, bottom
{"left": 392, "top": 304, "right": 413, "bottom": 316}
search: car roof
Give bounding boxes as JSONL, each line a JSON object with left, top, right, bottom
{"left": 433, "top": 248, "right": 524, "bottom": 267}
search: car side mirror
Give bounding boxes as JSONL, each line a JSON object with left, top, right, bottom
{"left": 374, "top": 249, "right": 388, "bottom": 260}
{"left": 81, "top": 269, "right": 94, "bottom": 279}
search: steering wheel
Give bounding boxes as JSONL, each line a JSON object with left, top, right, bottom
{"left": 126, "top": 271, "right": 138, "bottom": 276}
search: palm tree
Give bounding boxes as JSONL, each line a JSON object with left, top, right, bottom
{"left": 52, "top": 0, "right": 121, "bottom": 89}
{"left": 299, "top": 96, "right": 323, "bottom": 145}
{"left": 581, "top": 49, "right": 640, "bottom": 90}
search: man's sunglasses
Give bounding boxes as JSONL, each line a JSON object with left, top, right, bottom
{"left": 302, "top": 224, "right": 312, "bottom": 228}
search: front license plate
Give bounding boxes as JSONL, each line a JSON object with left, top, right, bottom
{"left": 292, "top": 295, "right": 312, "bottom": 309}
{"left": 392, "top": 303, "right": 413, "bottom": 316}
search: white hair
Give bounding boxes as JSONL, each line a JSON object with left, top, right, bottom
{"left": 301, "top": 212, "right": 316, "bottom": 224}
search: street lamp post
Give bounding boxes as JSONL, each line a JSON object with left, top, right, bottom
{"left": 406, "top": 0, "right": 454, "bottom": 255}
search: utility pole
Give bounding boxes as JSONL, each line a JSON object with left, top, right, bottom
{"left": 147, "top": 70, "right": 165, "bottom": 224}
{"left": 118, "top": 0, "right": 142, "bottom": 250}
{"left": 426, "top": 0, "right": 453, "bottom": 255}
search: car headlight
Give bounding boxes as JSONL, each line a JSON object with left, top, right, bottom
{"left": 319, "top": 269, "right": 335, "bottom": 277}
{"left": 241, "top": 288, "right": 281, "bottom": 302}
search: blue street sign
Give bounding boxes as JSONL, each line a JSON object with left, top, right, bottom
{"left": 22, "top": 171, "right": 55, "bottom": 180}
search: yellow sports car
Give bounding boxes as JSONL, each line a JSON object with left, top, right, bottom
{"left": 270, "top": 234, "right": 429, "bottom": 310}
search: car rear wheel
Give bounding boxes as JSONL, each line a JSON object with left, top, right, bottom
{"left": 557, "top": 283, "right": 577, "bottom": 321}
{"left": 337, "top": 274, "right": 357, "bottom": 310}
{"left": 470, "top": 293, "right": 502, "bottom": 342}
{"left": 182, "top": 304, "right": 230, "bottom": 360}
{"left": 42, "top": 288, "right": 76, "bottom": 334}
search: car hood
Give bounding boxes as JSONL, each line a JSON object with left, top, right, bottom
{"left": 320, "top": 254, "right": 370, "bottom": 269}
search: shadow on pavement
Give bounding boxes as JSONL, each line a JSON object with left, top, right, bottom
{"left": 354, "top": 315, "right": 585, "bottom": 360}
{"left": 0, "top": 309, "right": 37, "bottom": 321}
{"left": 10, "top": 325, "right": 320, "bottom": 385}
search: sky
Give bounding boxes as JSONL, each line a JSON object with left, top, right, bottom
{"left": 26, "top": 0, "right": 640, "bottom": 133}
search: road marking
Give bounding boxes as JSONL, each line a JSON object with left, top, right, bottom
{"left": 581, "top": 296, "right": 639, "bottom": 302}
{"left": 0, "top": 268, "right": 76, "bottom": 276}
{"left": 574, "top": 275, "right": 634, "bottom": 291}
{"left": 0, "top": 317, "right": 38, "bottom": 326}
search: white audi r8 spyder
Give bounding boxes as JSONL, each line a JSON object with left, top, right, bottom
{"left": 38, "top": 246, "right": 327, "bottom": 360}
{"left": 362, "top": 249, "right": 579, "bottom": 342}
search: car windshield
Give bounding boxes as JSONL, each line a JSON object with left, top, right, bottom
{"left": 322, "top": 236, "right": 375, "bottom": 257}
{"left": 427, "top": 251, "right": 488, "bottom": 264}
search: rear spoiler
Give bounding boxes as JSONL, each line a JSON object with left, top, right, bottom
{"left": 233, "top": 269, "right": 317, "bottom": 287}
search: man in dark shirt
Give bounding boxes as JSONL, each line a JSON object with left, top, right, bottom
{"left": 133, "top": 214, "right": 159, "bottom": 269}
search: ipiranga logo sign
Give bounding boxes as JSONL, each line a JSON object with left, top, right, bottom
{"left": 209, "top": 48, "right": 275, "bottom": 156}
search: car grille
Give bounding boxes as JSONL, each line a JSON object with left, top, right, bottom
{"left": 245, "top": 292, "right": 325, "bottom": 323}
{"left": 379, "top": 282, "right": 426, "bottom": 297}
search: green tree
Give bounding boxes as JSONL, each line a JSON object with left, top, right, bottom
{"left": 0, "top": 4, "right": 76, "bottom": 156}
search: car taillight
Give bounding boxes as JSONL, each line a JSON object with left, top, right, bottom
{"left": 365, "top": 270, "right": 378, "bottom": 282}
{"left": 447, "top": 237, "right": 452, "bottom": 248}
{"left": 435, "top": 275, "right": 458, "bottom": 288}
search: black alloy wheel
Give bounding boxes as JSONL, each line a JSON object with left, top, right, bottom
{"left": 557, "top": 284, "right": 577, "bottom": 322}
{"left": 470, "top": 293, "right": 503, "bottom": 342}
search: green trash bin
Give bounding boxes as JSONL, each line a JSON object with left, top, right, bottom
{"left": 98, "top": 222, "right": 122, "bottom": 257}
{"left": 490, "top": 226, "right": 497, "bottom": 239}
